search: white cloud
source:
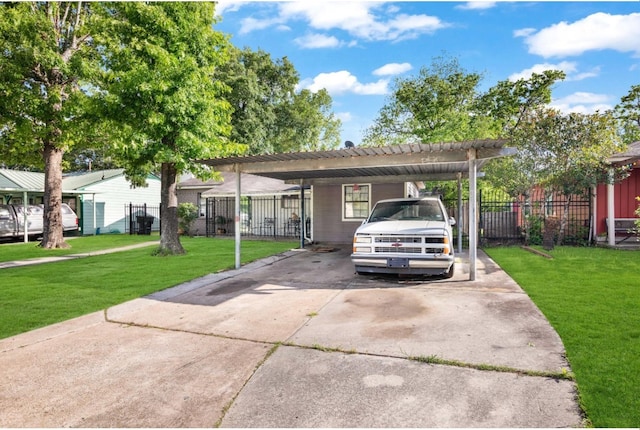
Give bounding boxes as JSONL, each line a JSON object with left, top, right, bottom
{"left": 336, "top": 111, "right": 353, "bottom": 123}
{"left": 519, "top": 12, "right": 640, "bottom": 58}
{"left": 550, "top": 92, "right": 613, "bottom": 114}
{"left": 513, "top": 28, "right": 535, "bottom": 38}
{"left": 240, "top": 2, "right": 449, "bottom": 42}
{"left": 568, "top": 67, "right": 600, "bottom": 82}
{"left": 301, "top": 71, "right": 389, "bottom": 96}
{"left": 214, "top": 0, "right": 250, "bottom": 17}
{"left": 373, "top": 62, "right": 412, "bottom": 76}
{"left": 456, "top": 2, "right": 497, "bottom": 11}
{"left": 239, "top": 16, "right": 281, "bottom": 34}
{"left": 509, "top": 61, "right": 577, "bottom": 81}
{"left": 294, "top": 33, "right": 342, "bottom": 49}
{"left": 509, "top": 62, "right": 599, "bottom": 82}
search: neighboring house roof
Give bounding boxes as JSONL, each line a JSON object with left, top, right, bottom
{"left": 177, "top": 176, "right": 223, "bottom": 190}
{"left": 608, "top": 141, "right": 640, "bottom": 167}
{"left": 1, "top": 168, "right": 158, "bottom": 194}
{"left": 197, "top": 172, "right": 301, "bottom": 197}
{"left": 62, "top": 169, "right": 125, "bottom": 190}
{"left": 0, "top": 169, "right": 46, "bottom": 191}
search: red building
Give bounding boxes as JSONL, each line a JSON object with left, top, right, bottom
{"left": 594, "top": 141, "right": 640, "bottom": 243}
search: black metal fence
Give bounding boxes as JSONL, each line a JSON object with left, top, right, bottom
{"left": 444, "top": 189, "right": 592, "bottom": 246}
{"left": 125, "top": 203, "right": 160, "bottom": 235}
{"left": 206, "top": 195, "right": 311, "bottom": 238}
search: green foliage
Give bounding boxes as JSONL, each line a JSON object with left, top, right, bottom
{"left": 476, "top": 70, "right": 566, "bottom": 136}
{"left": 525, "top": 215, "right": 544, "bottom": 246}
{"left": 486, "top": 247, "right": 640, "bottom": 427}
{"left": 614, "top": 84, "right": 640, "bottom": 144}
{"left": 277, "top": 88, "right": 342, "bottom": 151}
{"left": 94, "top": 2, "right": 235, "bottom": 184}
{"left": 363, "top": 55, "right": 491, "bottom": 145}
{"left": 217, "top": 47, "right": 341, "bottom": 153}
{"left": 425, "top": 179, "right": 511, "bottom": 202}
{"left": 177, "top": 202, "right": 199, "bottom": 235}
{"left": 0, "top": 2, "right": 97, "bottom": 166}
{"left": 91, "top": 2, "right": 237, "bottom": 254}
{"left": 0, "top": 2, "right": 101, "bottom": 247}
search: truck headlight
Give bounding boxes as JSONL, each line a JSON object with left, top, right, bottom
{"left": 354, "top": 246, "right": 372, "bottom": 253}
{"left": 354, "top": 236, "right": 371, "bottom": 243}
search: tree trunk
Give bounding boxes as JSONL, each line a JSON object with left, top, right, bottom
{"left": 40, "top": 142, "right": 69, "bottom": 249}
{"left": 159, "top": 162, "right": 185, "bottom": 255}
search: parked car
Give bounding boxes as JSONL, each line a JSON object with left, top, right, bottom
{"left": 351, "top": 197, "right": 456, "bottom": 277}
{"left": 0, "top": 203, "right": 78, "bottom": 239}
{"left": 58, "top": 203, "right": 79, "bottom": 232}
{"left": 0, "top": 204, "right": 44, "bottom": 239}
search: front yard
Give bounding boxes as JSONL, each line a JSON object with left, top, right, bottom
{"left": 0, "top": 236, "right": 297, "bottom": 340}
{"left": 485, "top": 246, "right": 640, "bottom": 428}
{"left": 2, "top": 236, "right": 638, "bottom": 427}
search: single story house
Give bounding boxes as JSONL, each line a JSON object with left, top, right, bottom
{"left": 178, "top": 172, "right": 310, "bottom": 238}
{"left": 177, "top": 172, "right": 422, "bottom": 242}
{"left": 0, "top": 168, "right": 161, "bottom": 235}
{"left": 63, "top": 169, "right": 161, "bottom": 235}
{"left": 0, "top": 169, "right": 80, "bottom": 209}
{"left": 196, "top": 140, "right": 514, "bottom": 281}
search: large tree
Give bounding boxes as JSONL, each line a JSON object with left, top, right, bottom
{"left": 0, "top": 2, "right": 97, "bottom": 248}
{"left": 513, "top": 108, "right": 624, "bottom": 244}
{"left": 479, "top": 70, "right": 566, "bottom": 198}
{"left": 94, "top": 2, "right": 234, "bottom": 254}
{"left": 615, "top": 84, "right": 640, "bottom": 144}
{"left": 363, "top": 56, "right": 491, "bottom": 146}
{"left": 217, "top": 47, "right": 341, "bottom": 154}
{"left": 275, "top": 88, "right": 341, "bottom": 151}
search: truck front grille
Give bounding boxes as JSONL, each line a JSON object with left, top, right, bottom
{"left": 375, "top": 246, "right": 422, "bottom": 254}
{"left": 370, "top": 235, "right": 447, "bottom": 255}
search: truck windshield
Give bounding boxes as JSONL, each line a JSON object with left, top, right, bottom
{"left": 368, "top": 200, "right": 444, "bottom": 222}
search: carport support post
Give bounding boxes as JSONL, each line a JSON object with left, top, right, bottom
{"left": 457, "top": 172, "right": 462, "bottom": 254}
{"left": 299, "top": 179, "right": 305, "bottom": 249}
{"left": 468, "top": 149, "right": 477, "bottom": 281}
{"left": 607, "top": 168, "right": 615, "bottom": 247}
{"left": 235, "top": 166, "right": 242, "bottom": 269}
{"left": 22, "top": 191, "right": 28, "bottom": 243}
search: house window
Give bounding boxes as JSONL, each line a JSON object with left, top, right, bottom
{"left": 197, "top": 193, "right": 206, "bottom": 217}
{"left": 343, "top": 184, "right": 370, "bottom": 220}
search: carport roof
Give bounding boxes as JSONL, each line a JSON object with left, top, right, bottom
{"left": 607, "top": 141, "right": 640, "bottom": 167}
{"left": 198, "top": 139, "right": 513, "bottom": 184}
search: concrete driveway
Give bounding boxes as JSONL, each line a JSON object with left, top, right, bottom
{"left": 0, "top": 246, "right": 584, "bottom": 427}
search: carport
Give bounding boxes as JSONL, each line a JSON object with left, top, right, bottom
{"left": 198, "top": 139, "right": 514, "bottom": 280}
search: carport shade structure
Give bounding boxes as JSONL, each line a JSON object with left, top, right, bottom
{"left": 197, "top": 139, "right": 515, "bottom": 281}
{"left": 605, "top": 141, "right": 640, "bottom": 246}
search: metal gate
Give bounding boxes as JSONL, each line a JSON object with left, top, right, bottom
{"left": 125, "top": 203, "right": 160, "bottom": 235}
{"left": 444, "top": 189, "right": 591, "bottom": 246}
{"left": 206, "top": 195, "right": 311, "bottom": 238}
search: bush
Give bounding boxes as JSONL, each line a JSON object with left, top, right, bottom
{"left": 177, "top": 203, "right": 199, "bottom": 236}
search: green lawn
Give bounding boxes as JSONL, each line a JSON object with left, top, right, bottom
{"left": 0, "top": 235, "right": 297, "bottom": 340}
{"left": 0, "top": 234, "right": 159, "bottom": 262}
{"left": 484, "top": 246, "right": 640, "bottom": 428}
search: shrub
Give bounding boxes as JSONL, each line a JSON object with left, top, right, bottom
{"left": 177, "top": 203, "right": 199, "bottom": 236}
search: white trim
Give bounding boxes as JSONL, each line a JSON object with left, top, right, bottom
{"left": 342, "top": 183, "right": 371, "bottom": 222}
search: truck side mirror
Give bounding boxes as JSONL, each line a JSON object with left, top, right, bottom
{"left": 449, "top": 217, "right": 456, "bottom": 226}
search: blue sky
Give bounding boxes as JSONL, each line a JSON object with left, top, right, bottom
{"left": 213, "top": 1, "right": 640, "bottom": 146}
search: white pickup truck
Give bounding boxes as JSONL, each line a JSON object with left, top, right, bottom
{"left": 351, "top": 197, "right": 456, "bottom": 277}
{"left": 0, "top": 203, "right": 78, "bottom": 239}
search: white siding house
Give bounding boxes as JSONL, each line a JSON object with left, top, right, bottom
{"left": 63, "top": 169, "right": 161, "bottom": 235}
